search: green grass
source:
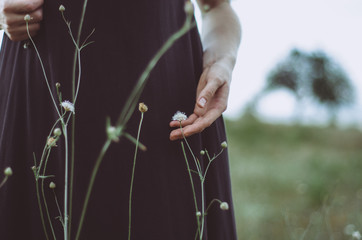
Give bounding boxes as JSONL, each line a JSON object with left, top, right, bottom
{"left": 226, "top": 114, "right": 362, "bottom": 240}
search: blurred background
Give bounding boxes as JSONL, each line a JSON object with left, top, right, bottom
{"left": 1, "top": 0, "right": 362, "bottom": 239}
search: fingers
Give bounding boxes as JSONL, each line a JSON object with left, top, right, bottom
{"left": 3, "top": 0, "right": 44, "bottom": 14}
{"left": 169, "top": 109, "right": 221, "bottom": 141}
{"left": 1, "top": 0, "right": 43, "bottom": 41}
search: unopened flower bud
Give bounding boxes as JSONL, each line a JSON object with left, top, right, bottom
{"left": 184, "top": 1, "right": 194, "bottom": 15}
{"left": 139, "top": 102, "right": 148, "bottom": 113}
{"left": 49, "top": 182, "right": 56, "bottom": 189}
{"left": 56, "top": 82, "right": 61, "bottom": 88}
{"left": 4, "top": 167, "right": 13, "bottom": 176}
{"left": 53, "top": 128, "right": 62, "bottom": 137}
{"left": 24, "top": 14, "right": 31, "bottom": 22}
{"left": 31, "top": 166, "right": 36, "bottom": 171}
{"left": 196, "top": 211, "right": 202, "bottom": 217}
{"left": 59, "top": 5, "right": 65, "bottom": 12}
{"left": 200, "top": 150, "right": 205, "bottom": 156}
{"left": 220, "top": 202, "right": 229, "bottom": 211}
{"left": 203, "top": 4, "right": 211, "bottom": 12}
{"left": 221, "top": 141, "right": 228, "bottom": 149}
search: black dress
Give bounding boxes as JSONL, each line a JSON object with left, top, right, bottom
{"left": 0, "top": 0, "right": 237, "bottom": 239}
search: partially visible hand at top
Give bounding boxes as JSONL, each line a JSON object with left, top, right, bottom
{"left": 0, "top": 0, "right": 43, "bottom": 41}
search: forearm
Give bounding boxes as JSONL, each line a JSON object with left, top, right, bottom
{"left": 198, "top": 1, "right": 241, "bottom": 74}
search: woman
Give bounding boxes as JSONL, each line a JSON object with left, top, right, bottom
{"left": 0, "top": 0, "right": 241, "bottom": 239}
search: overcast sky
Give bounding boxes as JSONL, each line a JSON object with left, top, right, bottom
{"left": 220, "top": 0, "right": 362, "bottom": 126}
{"left": 1, "top": 0, "right": 362, "bottom": 126}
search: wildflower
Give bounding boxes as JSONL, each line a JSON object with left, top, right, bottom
{"left": 196, "top": 211, "right": 202, "bottom": 217}
{"left": 61, "top": 100, "right": 74, "bottom": 113}
{"left": 47, "top": 137, "right": 57, "bottom": 147}
{"left": 53, "top": 128, "right": 62, "bottom": 137}
{"left": 24, "top": 14, "right": 31, "bottom": 22}
{"left": 4, "top": 167, "right": 13, "bottom": 177}
{"left": 139, "top": 102, "right": 148, "bottom": 113}
{"left": 221, "top": 141, "right": 228, "bottom": 149}
{"left": 59, "top": 5, "right": 65, "bottom": 12}
{"left": 49, "top": 182, "right": 56, "bottom": 189}
{"left": 220, "top": 202, "right": 229, "bottom": 211}
{"left": 172, "top": 111, "right": 187, "bottom": 122}
{"left": 184, "top": 1, "right": 194, "bottom": 15}
{"left": 200, "top": 150, "right": 205, "bottom": 156}
{"left": 353, "top": 231, "right": 362, "bottom": 240}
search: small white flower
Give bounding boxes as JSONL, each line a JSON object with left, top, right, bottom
{"left": 61, "top": 100, "right": 74, "bottom": 113}
{"left": 220, "top": 202, "right": 229, "bottom": 211}
{"left": 24, "top": 14, "right": 31, "bottom": 22}
{"left": 172, "top": 111, "right": 187, "bottom": 122}
{"left": 4, "top": 167, "right": 13, "bottom": 177}
{"left": 352, "top": 231, "right": 362, "bottom": 240}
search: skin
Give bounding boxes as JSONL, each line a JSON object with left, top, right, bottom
{"left": 0, "top": 0, "right": 43, "bottom": 41}
{"left": 0, "top": 0, "right": 241, "bottom": 141}
{"left": 169, "top": 0, "right": 241, "bottom": 140}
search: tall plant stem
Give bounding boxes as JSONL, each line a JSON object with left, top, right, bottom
{"left": 41, "top": 149, "right": 57, "bottom": 239}
{"left": 62, "top": 122, "right": 69, "bottom": 240}
{"left": 69, "top": 0, "right": 89, "bottom": 236}
{"left": 128, "top": 113, "right": 144, "bottom": 240}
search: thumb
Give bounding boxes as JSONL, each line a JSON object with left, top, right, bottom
{"left": 194, "top": 77, "right": 221, "bottom": 116}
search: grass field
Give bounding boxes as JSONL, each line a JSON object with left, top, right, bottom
{"left": 225, "top": 114, "right": 362, "bottom": 240}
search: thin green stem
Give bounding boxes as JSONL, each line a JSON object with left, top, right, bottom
{"left": 0, "top": 176, "right": 8, "bottom": 188}
{"left": 181, "top": 142, "right": 200, "bottom": 235}
{"left": 35, "top": 178, "right": 50, "bottom": 240}
{"left": 128, "top": 113, "right": 144, "bottom": 240}
{"left": 205, "top": 198, "right": 222, "bottom": 214}
{"left": 25, "top": 21, "right": 61, "bottom": 118}
{"left": 199, "top": 181, "right": 205, "bottom": 240}
{"left": 41, "top": 149, "right": 57, "bottom": 239}
{"left": 180, "top": 125, "right": 201, "bottom": 174}
{"left": 62, "top": 122, "right": 69, "bottom": 240}
{"left": 52, "top": 189, "right": 65, "bottom": 227}
{"left": 75, "top": 139, "right": 112, "bottom": 240}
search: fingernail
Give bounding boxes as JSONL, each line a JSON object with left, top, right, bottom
{"left": 199, "top": 97, "right": 206, "bottom": 108}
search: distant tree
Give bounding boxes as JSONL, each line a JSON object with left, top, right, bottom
{"left": 253, "top": 48, "right": 354, "bottom": 123}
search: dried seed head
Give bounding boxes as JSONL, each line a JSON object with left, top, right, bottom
{"left": 47, "top": 137, "right": 57, "bottom": 147}
{"left": 139, "top": 102, "right": 148, "bottom": 113}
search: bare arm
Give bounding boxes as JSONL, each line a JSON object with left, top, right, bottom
{"left": 0, "top": 0, "right": 43, "bottom": 41}
{"left": 170, "top": 0, "right": 241, "bottom": 140}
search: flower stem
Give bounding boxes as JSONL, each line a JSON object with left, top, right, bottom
{"left": 128, "top": 112, "right": 144, "bottom": 240}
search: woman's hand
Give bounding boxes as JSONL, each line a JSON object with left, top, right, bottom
{"left": 0, "top": 0, "right": 43, "bottom": 41}
{"left": 169, "top": 1, "right": 241, "bottom": 140}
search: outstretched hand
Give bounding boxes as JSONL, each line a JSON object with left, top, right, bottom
{"left": 169, "top": 56, "right": 232, "bottom": 141}
{"left": 0, "top": 0, "right": 43, "bottom": 41}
